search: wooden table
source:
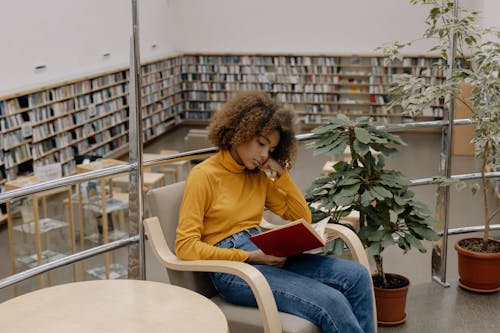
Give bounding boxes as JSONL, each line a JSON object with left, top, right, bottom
{"left": 5, "top": 176, "right": 76, "bottom": 292}
{"left": 111, "top": 171, "right": 165, "bottom": 192}
{"left": 153, "top": 150, "right": 191, "bottom": 182}
{"left": 0, "top": 280, "right": 228, "bottom": 333}
{"left": 76, "top": 159, "right": 128, "bottom": 279}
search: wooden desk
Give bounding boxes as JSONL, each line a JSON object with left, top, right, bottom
{"left": 155, "top": 150, "right": 192, "bottom": 182}
{"left": 5, "top": 176, "right": 76, "bottom": 291}
{"left": 111, "top": 171, "right": 165, "bottom": 192}
{"left": 76, "top": 159, "right": 128, "bottom": 279}
{"left": 0, "top": 280, "right": 228, "bottom": 333}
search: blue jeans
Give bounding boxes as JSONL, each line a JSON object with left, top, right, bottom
{"left": 210, "top": 228, "right": 375, "bottom": 333}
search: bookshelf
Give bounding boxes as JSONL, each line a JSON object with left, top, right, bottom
{"left": 0, "top": 57, "right": 184, "bottom": 184}
{"left": 1, "top": 53, "right": 447, "bottom": 184}
{"left": 180, "top": 53, "right": 447, "bottom": 126}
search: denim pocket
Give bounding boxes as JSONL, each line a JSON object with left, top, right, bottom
{"left": 215, "top": 238, "right": 236, "bottom": 249}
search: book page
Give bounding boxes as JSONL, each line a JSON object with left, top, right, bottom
{"left": 310, "top": 217, "right": 330, "bottom": 242}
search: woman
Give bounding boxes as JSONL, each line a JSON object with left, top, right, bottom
{"left": 175, "top": 91, "right": 374, "bottom": 333}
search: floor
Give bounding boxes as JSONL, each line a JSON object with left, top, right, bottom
{"left": 1, "top": 124, "right": 499, "bottom": 332}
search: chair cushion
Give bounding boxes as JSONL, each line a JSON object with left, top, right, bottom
{"left": 211, "top": 296, "right": 321, "bottom": 333}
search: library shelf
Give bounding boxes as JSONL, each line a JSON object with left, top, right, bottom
{"left": 1, "top": 52, "right": 447, "bottom": 184}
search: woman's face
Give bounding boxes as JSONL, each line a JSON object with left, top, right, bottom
{"left": 231, "top": 130, "right": 280, "bottom": 170}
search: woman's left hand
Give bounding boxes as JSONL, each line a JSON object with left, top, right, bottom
{"left": 262, "top": 158, "right": 285, "bottom": 177}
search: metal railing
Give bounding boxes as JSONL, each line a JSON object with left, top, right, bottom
{"left": 1, "top": 119, "right": 498, "bottom": 291}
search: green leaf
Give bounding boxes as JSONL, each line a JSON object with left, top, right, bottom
{"left": 354, "top": 127, "right": 371, "bottom": 144}
{"left": 369, "top": 188, "right": 385, "bottom": 201}
{"left": 358, "top": 225, "right": 379, "bottom": 240}
{"left": 398, "top": 237, "right": 411, "bottom": 253}
{"left": 360, "top": 190, "right": 374, "bottom": 207}
{"left": 334, "top": 195, "right": 356, "bottom": 207}
{"left": 337, "top": 177, "right": 361, "bottom": 186}
{"left": 337, "top": 183, "right": 361, "bottom": 197}
{"left": 365, "top": 211, "right": 387, "bottom": 226}
{"left": 371, "top": 186, "right": 393, "bottom": 199}
{"left": 368, "top": 230, "right": 386, "bottom": 242}
{"left": 408, "top": 224, "right": 440, "bottom": 241}
{"left": 367, "top": 242, "right": 382, "bottom": 256}
{"left": 353, "top": 139, "right": 370, "bottom": 156}
{"left": 312, "top": 123, "right": 344, "bottom": 135}
{"left": 382, "top": 233, "right": 395, "bottom": 248}
{"left": 471, "top": 183, "right": 480, "bottom": 195}
{"left": 328, "top": 141, "right": 348, "bottom": 157}
{"left": 313, "top": 132, "right": 341, "bottom": 148}
{"left": 404, "top": 233, "right": 427, "bottom": 253}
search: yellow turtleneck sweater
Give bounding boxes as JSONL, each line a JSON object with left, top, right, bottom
{"left": 175, "top": 150, "right": 312, "bottom": 262}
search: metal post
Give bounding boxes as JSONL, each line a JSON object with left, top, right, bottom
{"left": 432, "top": 0, "right": 459, "bottom": 288}
{"left": 128, "top": 0, "right": 145, "bottom": 280}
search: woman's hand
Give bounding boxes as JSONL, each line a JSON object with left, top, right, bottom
{"left": 261, "top": 158, "right": 285, "bottom": 178}
{"left": 246, "top": 250, "right": 287, "bottom": 267}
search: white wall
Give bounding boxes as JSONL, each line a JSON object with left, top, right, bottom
{"left": 0, "top": 0, "right": 176, "bottom": 95}
{"left": 170, "top": 0, "right": 435, "bottom": 54}
{"left": 1, "top": 0, "right": 497, "bottom": 96}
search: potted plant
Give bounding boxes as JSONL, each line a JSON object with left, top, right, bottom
{"left": 378, "top": 0, "right": 500, "bottom": 292}
{"left": 305, "top": 115, "right": 440, "bottom": 325}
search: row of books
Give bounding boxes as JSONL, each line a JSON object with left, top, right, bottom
{"left": 1, "top": 53, "right": 449, "bottom": 183}
{"left": 32, "top": 135, "right": 72, "bottom": 160}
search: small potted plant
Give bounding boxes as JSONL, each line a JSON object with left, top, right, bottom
{"left": 305, "top": 115, "right": 440, "bottom": 325}
{"left": 379, "top": 0, "right": 500, "bottom": 292}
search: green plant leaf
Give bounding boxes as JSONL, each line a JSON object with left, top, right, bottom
{"left": 404, "top": 233, "right": 427, "bottom": 253}
{"left": 337, "top": 183, "right": 361, "bottom": 197}
{"left": 398, "top": 236, "right": 411, "bottom": 253}
{"left": 367, "top": 242, "right": 382, "bottom": 256}
{"left": 353, "top": 139, "right": 370, "bottom": 156}
{"left": 328, "top": 141, "right": 348, "bottom": 157}
{"left": 360, "top": 190, "right": 374, "bottom": 207}
{"left": 369, "top": 188, "right": 386, "bottom": 201}
{"left": 382, "top": 233, "right": 395, "bottom": 248}
{"left": 371, "top": 186, "right": 393, "bottom": 199}
{"left": 408, "top": 224, "right": 440, "bottom": 241}
{"left": 368, "top": 230, "right": 386, "bottom": 242}
{"left": 334, "top": 195, "right": 356, "bottom": 207}
{"left": 354, "top": 127, "right": 371, "bottom": 144}
{"left": 337, "top": 177, "right": 361, "bottom": 186}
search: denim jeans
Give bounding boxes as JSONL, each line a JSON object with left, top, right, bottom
{"left": 210, "top": 228, "right": 375, "bottom": 333}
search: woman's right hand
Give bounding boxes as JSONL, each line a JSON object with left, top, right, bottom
{"left": 246, "top": 250, "right": 287, "bottom": 267}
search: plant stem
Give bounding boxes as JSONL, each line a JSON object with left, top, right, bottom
{"left": 374, "top": 255, "right": 387, "bottom": 287}
{"left": 481, "top": 141, "right": 491, "bottom": 250}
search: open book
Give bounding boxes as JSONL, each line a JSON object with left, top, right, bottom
{"left": 250, "top": 218, "right": 329, "bottom": 257}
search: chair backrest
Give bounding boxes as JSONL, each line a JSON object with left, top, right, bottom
{"left": 146, "top": 181, "right": 218, "bottom": 298}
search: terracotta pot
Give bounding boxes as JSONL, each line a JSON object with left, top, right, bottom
{"left": 373, "top": 273, "right": 409, "bottom": 326}
{"left": 454, "top": 238, "right": 500, "bottom": 293}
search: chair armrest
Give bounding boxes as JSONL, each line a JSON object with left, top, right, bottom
{"left": 143, "top": 217, "right": 282, "bottom": 333}
{"left": 324, "top": 223, "right": 370, "bottom": 269}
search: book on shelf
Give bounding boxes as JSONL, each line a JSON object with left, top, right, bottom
{"left": 249, "top": 218, "right": 329, "bottom": 257}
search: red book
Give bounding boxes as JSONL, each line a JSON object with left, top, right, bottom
{"left": 249, "top": 219, "right": 326, "bottom": 257}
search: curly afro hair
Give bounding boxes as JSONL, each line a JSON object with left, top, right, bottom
{"left": 207, "top": 90, "right": 298, "bottom": 169}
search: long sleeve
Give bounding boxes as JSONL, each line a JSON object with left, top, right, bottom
{"left": 265, "top": 171, "right": 312, "bottom": 223}
{"left": 175, "top": 167, "right": 249, "bottom": 261}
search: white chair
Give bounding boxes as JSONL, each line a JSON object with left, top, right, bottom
{"left": 144, "top": 181, "right": 376, "bottom": 333}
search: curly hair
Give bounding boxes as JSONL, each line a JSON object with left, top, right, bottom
{"left": 207, "top": 90, "right": 298, "bottom": 169}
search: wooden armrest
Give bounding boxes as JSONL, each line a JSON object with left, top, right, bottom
{"left": 324, "top": 223, "right": 369, "bottom": 270}
{"left": 143, "top": 217, "right": 282, "bottom": 333}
